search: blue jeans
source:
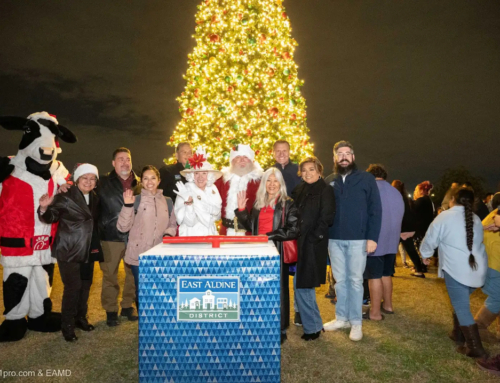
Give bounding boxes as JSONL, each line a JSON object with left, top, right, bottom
{"left": 443, "top": 270, "right": 476, "bottom": 326}
{"left": 329, "top": 240, "right": 367, "bottom": 325}
{"left": 483, "top": 267, "right": 500, "bottom": 314}
{"left": 130, "top": 265, "right": 139, "bottom": 309}
{"left": 293, "top": 272, "right": 323, "bottom": 334}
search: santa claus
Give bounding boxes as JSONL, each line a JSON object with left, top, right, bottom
{"left": 215, "top": 144, "right": 263, "bottom": 235}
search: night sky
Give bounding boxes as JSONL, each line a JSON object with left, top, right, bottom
{"left": 1, "top": 1, "right": 499, "bottom": 191}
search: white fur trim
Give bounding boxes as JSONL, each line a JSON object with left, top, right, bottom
{"left": 74, "top": 163, "right": 99, "bottom": 182}
{"left": 230, "top": 144, "right": 255, "bottom": 162}
{"left": 223, "top": 164, "right": 263, "bottom": 220}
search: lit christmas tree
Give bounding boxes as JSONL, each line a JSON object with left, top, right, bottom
{"left": 167, "top": 0, "right": 314, "bottom": 168}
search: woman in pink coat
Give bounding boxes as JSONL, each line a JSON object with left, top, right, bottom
{"left": 117, "top": 165, "right": 177, "bottom": 308}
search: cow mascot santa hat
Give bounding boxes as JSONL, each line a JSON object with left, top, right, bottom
{"left": 0, "top": 112, "right": 77, "bottom": 342}
{"left": 215, "top": 144, "right": 263, "bottom": 235}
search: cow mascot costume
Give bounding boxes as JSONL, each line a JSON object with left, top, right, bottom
{"left": 215, "top": 144, "right": 263, "bottom": 235}
{"left": 0, "top": 112, "right": 77, "bottom": 342}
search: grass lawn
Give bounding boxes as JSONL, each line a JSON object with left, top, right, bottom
{"left": 1, "top": 261, "right": 500, "bottom": 383}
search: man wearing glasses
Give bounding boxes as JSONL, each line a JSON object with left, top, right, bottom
{"left": 323, "top": 140, "right": 382, "bottom": 341}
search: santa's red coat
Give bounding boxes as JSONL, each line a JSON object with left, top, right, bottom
{"left": 215, "top": 168, "right": 262, "bottom": 235}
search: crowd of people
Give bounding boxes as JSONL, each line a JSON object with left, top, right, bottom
{"left": 2, "top": 129, "right": 500, "bottom": 375}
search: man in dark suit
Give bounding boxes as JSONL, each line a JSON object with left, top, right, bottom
{"left": 159, "top": 142, "right": 192, "bottom": 202}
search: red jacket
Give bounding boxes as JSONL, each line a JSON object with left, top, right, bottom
{"left": 215, "top": 167, "right": 263, "bottom": 235}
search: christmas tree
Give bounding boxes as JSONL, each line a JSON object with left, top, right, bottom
{"left": 167, "top": 0, "right": 314, "bottom": 168}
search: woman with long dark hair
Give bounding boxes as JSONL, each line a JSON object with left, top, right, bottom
{"left": 392, "top": 180, "right": 426, "bottom": 278}
{"left": 413, "top": 181, "right": 436, "bottom": 243}
{"left": 420, "top": 187, "right": 488, "bottom": 357}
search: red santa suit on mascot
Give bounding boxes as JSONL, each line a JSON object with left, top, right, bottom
{"left": 0, "top": 112, "right": 77, "bottom": 342}
{"left": 215, "top": 144, "right": 263, "bottom": 235}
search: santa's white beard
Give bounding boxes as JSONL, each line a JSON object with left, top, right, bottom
{"left": 229, "top": 163, "right": 254, "bottom": 177}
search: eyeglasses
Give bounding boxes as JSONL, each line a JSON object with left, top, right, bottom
{"left": 336, "top": 152, "right": 353, "bottom": 158}
{"left": 80, "top": 177, "right": 97, "bottom": 183}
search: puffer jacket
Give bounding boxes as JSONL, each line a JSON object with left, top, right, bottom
{"left": 117, "top": 188, "right": 177, "bottom": 266}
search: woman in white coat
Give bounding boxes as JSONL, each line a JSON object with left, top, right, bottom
{"left": 174, "top": 148, "right": 222, "bottom": 236}
{"left": 420, "top": 187, "right": 487, "bottom": 358}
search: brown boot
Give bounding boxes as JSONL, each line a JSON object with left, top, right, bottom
{"left": 475, "top": 306, "right": 500, "bottom": 343}
{"left": 449, "top": 312, "right": 465, "bottom": 346}
{"left": 458, "top": 324, "right": 487, "bottom": 358}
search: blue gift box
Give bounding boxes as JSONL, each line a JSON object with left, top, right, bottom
{"left": 138, "top": 242, "right": 281, "bottom": 383}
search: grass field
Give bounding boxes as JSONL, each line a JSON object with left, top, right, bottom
{"left": 1, "top": 261, "right": 500, "bottom": 383}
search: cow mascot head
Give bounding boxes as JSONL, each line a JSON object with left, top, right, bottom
{"left": 0, "top": 112, "right": 77, "bottom": 342}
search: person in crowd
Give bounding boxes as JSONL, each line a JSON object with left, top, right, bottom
{"left": 117, "top": 165, "right": 177, "bottom": 309}
{"left": 174, "top": 148, "right": 222, "bottom": 236}
{"left": 235, "top": 167, "right": 300, "bottom": 343}
{"left": 413, "top": 181, "right": 436, "bottom": 255}
{"left": 271, "top": 140, "right": 303, "bottom": 322}
{"left": 215, "top": 144, "right": 263, "bottom": 235}
{"left": 473, "top": 197, "right": 500, "bottom": 343}
{"left": 323, "top": 141, "right": 381, "bottom": 342}
{"left": 478, "top": 208, "right": 500, "bottom": 374}
{"left": 441, "top": 182, "right": 459, "bottom": 211}
{"left": 420, "top": 187, "right": 488, "bottom": 358}
{"left": 291, "top": 157, "right": 335, "bottom": 341}
{"left": 272, "top": 140, "right": 302, "bottom": 196}
{"left": 484, "top": 192, "right": 495, "bottom": 213}
{"left": 475, "top": 193, "right": 491, "bottom": 221}
{"left": 38, "top": 164, "right": 102, "bottom": 342}
{"left": 99, "top": 148, "right": 141, "bottom": 326}
{"left": 363, "top": 165, "right": 404, "bottom": 321}
{"left": 159, "top": 142, "right": 192, "bottom": 203}
{"left": 392, "top": 180, "right": 426, "bottom": 277}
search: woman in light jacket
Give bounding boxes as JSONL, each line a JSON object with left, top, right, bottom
{"left": 117, "top": 165, "right": 177, "bottom": 308}
{"left": 235, "top": 167, "right": 300, "bottom": 344}
{"left": 420, "top": 187, "right": 487, "bottom": 358}
{"left": 174, "top": 148, "right": 222, "bottom": 236}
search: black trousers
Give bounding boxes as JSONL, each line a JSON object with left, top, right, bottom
{"left": 401, "top": 237, "right": 425, "bottom": 273}
{"left": 58, "top": 261, "right": 94, "bottom": 326}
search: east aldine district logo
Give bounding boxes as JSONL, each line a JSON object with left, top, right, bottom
{"left": 177, "top": 277, "right": 240, "bottom": 322}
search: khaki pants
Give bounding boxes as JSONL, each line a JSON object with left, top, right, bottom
{"left": 99, "top": 241, "right": 136, "bottom": 312}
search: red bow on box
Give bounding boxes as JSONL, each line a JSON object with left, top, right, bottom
{"left": 188, "top": 153, "right": 206, "bottom": 169}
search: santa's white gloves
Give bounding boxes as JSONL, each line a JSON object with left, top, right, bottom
{"left": 174, "top": 182, "right": 191, "bottom": 201}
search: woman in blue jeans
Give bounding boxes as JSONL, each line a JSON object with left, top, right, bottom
{"left": 291, "top": 157, "right": 335, "bottom": 341}
{"left": 420, "top": 187, "right": 487, "bottom": 357}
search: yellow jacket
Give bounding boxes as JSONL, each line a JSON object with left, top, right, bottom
{"left": 483, "top": 209, "right": 500, "bottom": 272}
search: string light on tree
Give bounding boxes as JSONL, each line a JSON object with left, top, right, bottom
{"left": 167, "top": 0, "right": 314, "bottom": 168}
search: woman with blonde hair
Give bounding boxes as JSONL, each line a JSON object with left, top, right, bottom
{"left": 235, "top": 167, "right": 299, "bottom": 343}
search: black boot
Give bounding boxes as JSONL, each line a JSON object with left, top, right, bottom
{"left": 106, "top": 312, "right": 120, "bottom": 327}
{"left": 27, "top": 312, "right": 61, "bottom": 333}
{"left": 120, "top": 307, "right": 138, "bottom": 321}
{"left": 0, "top": 318, "right": 28, "bottom": 342}
{"left": 449, "top": 312, "right": 465, "bottom": 346}
{"left": 75, "top": 317, "right": 95, "bottom": 332}
{"left": 458, "top": 324, "right": 487, "bottom": 358}
{"left": 61, "top": 323, "right": 78, "bottom": 342}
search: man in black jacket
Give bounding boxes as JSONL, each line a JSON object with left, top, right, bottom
{"left": 159, "top": 142, "right": 192, "bottom": 202}
{"left": 271, "top": 140, "right": 301, "bottom": 196}
{"left": 98, "top": 148, "right": 141, "bottom": 326}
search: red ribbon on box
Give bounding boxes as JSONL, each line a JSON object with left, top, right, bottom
{"left": 162, "top": 236, "right": 268, "bottom": 248}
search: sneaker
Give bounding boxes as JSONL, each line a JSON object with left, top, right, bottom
{"left": 294, "top": 312, "right": 303, "bottom": 327}
{"left": 323, "top": 319, "right": 351, "bottom": 331}
{"left": 349, "top": 324, "right": 363, "bottom": 341}
{"left": 106, "top": 312, "right": 120, "bottom": 327}
{"left": 362, "top": 298, "right": 371, "bottom": 307}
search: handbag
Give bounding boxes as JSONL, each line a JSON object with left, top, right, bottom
{"left": 281, "top": 200, "right": 298, "bottom": 264}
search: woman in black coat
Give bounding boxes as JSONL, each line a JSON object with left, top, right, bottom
{"left": 235, "top": 168, "right": 300, "bottom": 344}
{"left": 39, "top": 164, "right": 103, "bottom": 342}
{"left": 392, "top": 180, "right": 426, "bottom": 277}
{"left": 291, "top": 157, "right": 335, "bottom": 341}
